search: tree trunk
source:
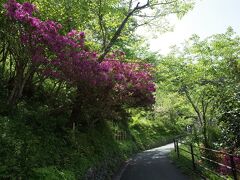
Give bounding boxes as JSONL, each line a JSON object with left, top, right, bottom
{"left": 7, "top": 64, "right": 35, "bottom": 106}
{"left": 7, "top": 66, "right": 24, "bottom": 106}
{"left": 0, "top": 43, "right": 9, "bottom": 75}
{"left": 202, "top": 114, "right": 209, "bottom": 148}
{"left": 67, "top": 87, "right": 88, "bottom": 129}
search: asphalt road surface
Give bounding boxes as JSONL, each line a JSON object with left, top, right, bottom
{"left": 115, "top": 143, "right": 190, "bottom": 180}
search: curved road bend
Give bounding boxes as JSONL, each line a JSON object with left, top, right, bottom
{"left": 115, "top": 143, "right": 190, "bottom": 180}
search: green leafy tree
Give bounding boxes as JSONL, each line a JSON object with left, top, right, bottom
{"left": 32, "top": 0, "right": 195, "bottom": 59}
{"left": 157, "top": 28, "right": 240, "bottom": 147}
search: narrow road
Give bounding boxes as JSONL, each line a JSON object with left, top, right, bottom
{"left": 115, "top": 143, "right": 190, "bottom": 180}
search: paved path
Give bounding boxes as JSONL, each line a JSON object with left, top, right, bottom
{"left": 115, "top": 143, "right": 190, "bottom": 180}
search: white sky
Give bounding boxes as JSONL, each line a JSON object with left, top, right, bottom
{"left": 139, "top": 0, "right": 240, "bottom": 55}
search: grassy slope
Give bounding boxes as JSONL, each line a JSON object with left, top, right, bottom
{"left": 0, "top": 104, "right": 174, "bottom": 180}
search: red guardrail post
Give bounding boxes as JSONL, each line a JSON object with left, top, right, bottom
{"left": 229, "top": 154, "right": 237, "bottom": 180}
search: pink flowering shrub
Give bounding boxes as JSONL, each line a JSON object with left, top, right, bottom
{"left": 3, "top": 0, "right": 155, "bottom": 124}
{"left": 218, "top": 151, "right": 240, "bottom": 175}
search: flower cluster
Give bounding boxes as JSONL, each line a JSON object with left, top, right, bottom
{"left": 4, "top": 0, "right": 36, "bottom": 20}
{"left": 218, "top": 152, "right": 240, "bottom": 175}
{"left": 4, "top": 0, "right": 155, "bottom": 107}
{"left": 100, "top": 60, "right": 155, "bottom": 105}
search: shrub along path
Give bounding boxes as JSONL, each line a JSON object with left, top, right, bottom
{"left": 114, "top": 143, "right": 190, "bottom": 180}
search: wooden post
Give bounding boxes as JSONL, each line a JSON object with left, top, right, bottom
{"left": 173, "top": 139, "right": 176, "bottom": 152}
{"left": 229, "top": 154, "right": 237, "bottom": 180}
{"left": 190, "top": 144, "right": 196, "bottom": 170}
{"left": 72, "top": 122, "right": 76, "bottom": 131}
{"left": 176, "top": 140, "right": 180, "bottom": 158}
{"left": 72, "top": 122, "right": 76, "bottom": 142}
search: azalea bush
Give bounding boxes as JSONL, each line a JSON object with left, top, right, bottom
{"left": 218, "top": 151, "right": 240, "bottom": 176}
{"left": 3, "top": 0, "right": 155, "bottom": 127}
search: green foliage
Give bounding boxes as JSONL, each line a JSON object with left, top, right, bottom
{"left": 31, "top": 167, "right": 75, "bottom": 180}
{"left": 0, "top": 102, "right": 174, "bottom": 179}
{"left": 2, "top": 0, "right": 240, "bottom": 179}
{"left": 31, "top": 0, "right": 195, "bottom": 53}
{"left": 129, "top": 109, "right": 177, "bottom": 150}
{"left": 154, "top": 91, "right": 193, "bottom": 134}
{"left": 0, "top": 0, "right": 188, "bottom": 178}
{"left": 156, "top": 28, "right": 240, "bottom": 148}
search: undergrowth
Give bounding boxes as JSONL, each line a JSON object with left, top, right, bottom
{"left": 0, "top": 104, "right": 174, "bottom": 179}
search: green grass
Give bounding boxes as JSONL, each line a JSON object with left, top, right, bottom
{"left": 169, "top": 146, "right": 201, "bottom": 180}
{"left": 0, "top": 106, "right": 175, "bottom": 179}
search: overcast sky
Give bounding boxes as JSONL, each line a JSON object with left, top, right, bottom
{"left": 142, "top": 0, "right": 240, "bottom": 54}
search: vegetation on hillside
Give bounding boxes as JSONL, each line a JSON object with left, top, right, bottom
{"left": 0, "top": 0, "right": 193, "bottom": 179}
{"left": 0, "top": 0, "right": 239, "bottom": 179}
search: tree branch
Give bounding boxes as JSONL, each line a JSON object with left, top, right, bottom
{"left": 183, "top": 87, "right": 203, "bottom": 126}
{"left": 150, "top": 0, "right": 178, "bottom": 7}
{"left": 98, "top": 0, "right": 107, "bottom": 50}
{"left": 98, "top": 0, "right": 150, "bottom": 61}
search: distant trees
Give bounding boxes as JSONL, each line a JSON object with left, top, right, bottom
{"left": 156, "top": 28, "right": 240, "bottom": 148}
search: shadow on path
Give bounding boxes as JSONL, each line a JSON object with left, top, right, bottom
{"left": 114, "top": 143, "right": 190, "bottom": 180}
